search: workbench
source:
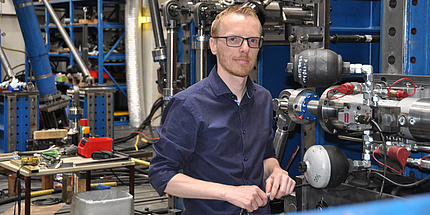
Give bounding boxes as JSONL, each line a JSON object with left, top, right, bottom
{"left": 0, "top": 155, "right": 135, "bottom": 215}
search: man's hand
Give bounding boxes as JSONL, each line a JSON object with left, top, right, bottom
{"left": 265, "top": 166, "right": 296, "bottom": 200}
{"left": 223, "top": 185, "right": 268, "bottom": 212}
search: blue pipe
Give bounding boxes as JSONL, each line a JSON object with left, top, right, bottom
{"left": 13, "top": 0, "right": 57, "bottom": 97}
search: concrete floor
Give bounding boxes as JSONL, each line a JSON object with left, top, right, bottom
{"left": 0, "top": 125, "right": 169, "bottom": 215}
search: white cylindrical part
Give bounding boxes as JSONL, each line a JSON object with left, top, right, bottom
{"left": 125, "top": 0, "right": 145, "bottom": 128}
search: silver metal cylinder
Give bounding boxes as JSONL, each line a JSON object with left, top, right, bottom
{"left": 282, "top": 6, "right": 314, "bottom": 24}
{"left": 164, "top": 26, "right": 177, "bottom": 101}
{"left": 274, "top": 128, "right": 289, "bottom": 159}
{"left": 42, "top": 0, "right": 91, "bottom": 80}
{"left": 195, "top": 29, "right": 208, "bottom": 82}
{"left": 398, "top": 98, "right": 430, "bottom": 142}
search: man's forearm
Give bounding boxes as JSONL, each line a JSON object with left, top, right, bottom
{"left": 164, "top": 173, "right": 231, "bottom": 200}
{"left": 164, "top": 173, "right": 269, "bottom": 211}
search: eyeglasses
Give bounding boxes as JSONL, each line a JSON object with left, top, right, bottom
{"left": 212, "top": 36, "right": 263, "bottom": 48}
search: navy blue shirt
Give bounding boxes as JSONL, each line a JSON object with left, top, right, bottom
{"left": 149, "top": 67, "right": 275, "bottom": 215}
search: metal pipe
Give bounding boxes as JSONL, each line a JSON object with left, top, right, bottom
{"left": 415, "top": 146, "right": 430, "bottom": 153}
{"left": 41, "top": 0, "right": 92, "bottom": 82}
{"left": 164, "top": 22, "right": 177, "bottom": 101}
{"left": 195, "top": 28, "right": 208, "bottom": 82}
{"left": 0, "top": 46, "right": 15, "bottom": 79}
{"left": 282, "top": 6, "right": 314, "bottom": 23}
{"left": 303, "top": 34, "right": 380, "bottom": 44}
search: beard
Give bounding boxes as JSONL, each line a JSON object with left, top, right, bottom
{"left": 217, "top": 53, "right": 256, "bottom": 77}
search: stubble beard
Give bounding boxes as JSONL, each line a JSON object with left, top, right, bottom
{"left": 218, "top": 53, "right": 255, "bottom": 78}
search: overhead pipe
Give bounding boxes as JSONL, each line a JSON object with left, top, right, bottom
{"left": 13, "top": 0, "right": 57, "bottom": 97}
{"left": 41, "top": 0, "right": 93, "bottom": 84}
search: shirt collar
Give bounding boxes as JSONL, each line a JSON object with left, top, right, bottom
{"left": 208, "top": 66, "right": 255, "bottom": 99}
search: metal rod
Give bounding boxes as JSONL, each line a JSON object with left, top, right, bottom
{"left": 41, "top": 0, "right": 92, "bottom": 81}
{"left": 0, "top": 47, "right": 15, "bottom": 79}
{"left": 164, "top": 25, "right": 177, "bottom": 101}
{"left": 104, "top": 33, "right": 125, "bottom": 62}
{"left": 103, "top": 67, "right": 127, "bottom": 98}
{"left": 148, "top": 0, "right": 166, "bottom": 50}
{"left": 285, "top": 145, "right": 300, "bottom": 171}
{"left": 324, "top": 0, "right": 330, "bottom": 49}
{"left": 195, "top": 28, "right": 207, "bottom": 82}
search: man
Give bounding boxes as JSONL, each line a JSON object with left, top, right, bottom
{"left": 149, "top": 5, "right": 295, "bottom": 214}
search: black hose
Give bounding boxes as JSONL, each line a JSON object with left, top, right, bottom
{"left": 0, "top": 188, "right": 62, "bottom": 206}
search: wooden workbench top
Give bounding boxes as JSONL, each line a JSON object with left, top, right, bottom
{"left": 0, "top": 155, "right": 135, "bottom": 177}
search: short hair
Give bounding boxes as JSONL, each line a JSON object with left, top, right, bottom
{"left": 210, "top": 5, "right": 261, "bottom": 37}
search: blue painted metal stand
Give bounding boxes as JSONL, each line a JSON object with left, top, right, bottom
{"left": 0, "top": 90, "right": 39, "bottom": 152}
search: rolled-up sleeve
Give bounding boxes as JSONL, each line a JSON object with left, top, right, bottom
{"left": 149, "top": 97, "right": 199, "bottom": 196}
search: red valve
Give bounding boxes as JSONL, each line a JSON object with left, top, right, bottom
{"left": 298, "top": 115, "right": 304, "bottom": 121}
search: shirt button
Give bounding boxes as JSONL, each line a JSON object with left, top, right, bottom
{"left": 242, "top": 130, "right": 246, "bottom": 134}
{"left": 231, "top": 95, "right": 235, "bottom": 99}
{"left": 244, "top": 157, "right": 248, "bottom": 161}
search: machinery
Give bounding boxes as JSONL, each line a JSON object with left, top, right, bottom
{"left": 0, "top": 0, "right": 115, "bottom": 152}
{"left": 147, "top": 0, "right": 430, "bottom": 213}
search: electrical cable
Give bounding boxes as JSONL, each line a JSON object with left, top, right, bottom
{"left": 32, "top": 198, "right": 62, "bottom": 206}
{"left": 1, "top": 46, "right": 27, "bottom": 55}
{"left": 109, "top": 169, "right": 127, "bottom": 186}
{"left": 371, "top": 171, "right": 430, "bottom": 188}
{"left": 370, "top": 119, "right": 387, "bottom": 200}
{"left": 114, "top": 97, "right": 163, "bottom": 145}
{"left": 372, "top": 148, "right": 404, "bottom": 174}
{"left": 14, "top": 165, "right": 23, "bottom": 215}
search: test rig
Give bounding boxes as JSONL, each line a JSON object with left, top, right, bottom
{"left": 148, "top": 0, "right": 430, "bottom": 212}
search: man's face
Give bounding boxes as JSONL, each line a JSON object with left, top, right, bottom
{"left": 210, "top": 13, "right": 262, "bottom": 78}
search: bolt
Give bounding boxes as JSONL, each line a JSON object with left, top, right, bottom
{"left": 409, "top": 118, "right": 416, "bottom": 125}
{"left": 399, "top": 115, "right": 406, "bottom": 126}
{"left": 288, "top": 34, "right": 296, "bottom": 43}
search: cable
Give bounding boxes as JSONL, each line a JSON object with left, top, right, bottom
{"left": 370, "top": 119, "right": 387, "bottom": 200}
{"left": 114, "top": 97, "right": 163, "bottom": 145}
{"left": 326, "top": 87, "right": 347, "bottom": 100}
{"left": 109, "top": 169, "right": 127, "bottom": 186}
{"left": 387, "top": 77, "right": 416, "bottom": 98}
{"left": 12, "top": 63, "right": 25, "bottom": 71}
{"left": 371, "top": 171, "right": 430, "bottom": 188}
{"left": 32, "top": 198, "right": 62, "bottom": 206}
{"left": 372, "top": 147, "right": 404, "bottom": 174}
{"left": 420, "top": 154, "right": 430, "bottom": 170}
{"left": 14, "top": 165, "right": 23, "bottom": 215}
{"left": 1, "top": 46, "right": 27, "bottom": 55}
{"left": 132, "top": 131, "right": 159, "bottom": 141}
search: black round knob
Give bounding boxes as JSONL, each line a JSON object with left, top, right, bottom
{"left": 298, "top": 161, "right": 307, "bottom": 173}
